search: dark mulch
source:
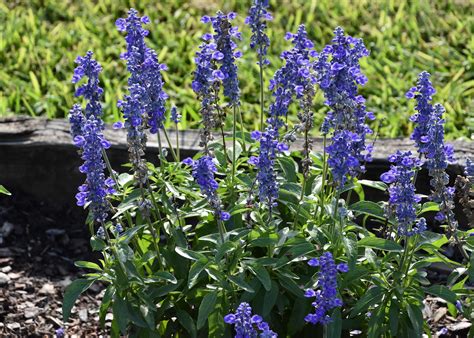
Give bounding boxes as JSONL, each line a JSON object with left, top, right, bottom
{"left": 0, "top": 193, "right": 470, "bottom": 337}
{"left": 0, "top": 194, "right": 105, "bottom": 337}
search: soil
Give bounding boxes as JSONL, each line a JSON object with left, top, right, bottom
{"left": 0, "top": 193, "right": 471, "bottom": 337}
{"left": 0, "top": 194, "right": 106, "bottom": 337}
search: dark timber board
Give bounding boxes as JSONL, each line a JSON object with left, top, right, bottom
{"left": 0, "top": 117, "right": 472, "bottom": 225}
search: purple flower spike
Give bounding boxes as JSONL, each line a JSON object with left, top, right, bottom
{"left": 315, "top": 27, "right": 373, "bottom": 187}
{"left": 305, "top": 252, "right": 347, "bottom": 326}
{"left": 246, "top": 0, "right": 272, "bottom": 66}
{"left": 407, "top": 72, "right": 457, "bottom": 230}
{"left": 225, "top": 302, "right": 277, "bottom": 337}
{"left": 187, "top": 156, "right": 228, "bottom": 222}
{"left": 117, "top": 8, "right": 168, "bottom": 134}
{"left": 381, "top": 151, "right": 426, "bottom": 236}
{"left": 70, "top": 53, "right": 113, "bottom": 224}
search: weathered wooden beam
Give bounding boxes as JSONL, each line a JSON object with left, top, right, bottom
{"left": 1, "top": 117, "right": 473, "bottom": 225}
{"left": 1, "top": 116, "right": 472, "bottom": 165}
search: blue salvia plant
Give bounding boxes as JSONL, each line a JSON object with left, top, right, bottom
{"left": 62, "top": 5, "right": 473, "bottom": 338}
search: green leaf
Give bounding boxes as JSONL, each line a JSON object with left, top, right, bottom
{"left": 188, "top": 260, "right": 207, "bottom": 289}
{"left": 228, "top": 275, "right": 255, "bottom": 293}
{"left": 425, "top": 285, "right": 457, "bottom": 304}
{"left": 277, "top": 157, "right": 298, "bottom": 182}
{"left": 197, "top": 291, "right": 218, "bottom": 329}
{"left": 469, "top": 254, "right": 474, "bottom": 283}
{"left": 358, "top": 179, "right": 388, "bottom": 191}
{"left": 117, "top": 173, "right": 134, "bottom": 187}
{"left": 349, "top": 201, "right": 385, "bottom": 219}
{"left": 150, "top": 271, "right": 178, "bottom": 284}
{"left": 63, "top": 279, "right": 95, "bottom": 321}
{"left": 389, "top": 299, "right": 399, "bottom": 336}
{"left": 175, "top": 247, "right": 207, "bottom": 261}
{"left": 0, "top": 185, "right": 11, "bottom": 195}
{"left": 90, "top": 236, "right": 106, "bottom": 251}
{"left": 149, "top": 281, "right": 182, "bottom": 298}
{"left": 99, "top": 285, "right": 115, "bottom": 328}
{"left": 327, "top": 309, "right": 342, "bottom": 337}
{"left": 119, "top": 224, "right": 146, "bottom": 244}
{"left": 277, "top": 274, "right": 304, "bottom": 298}
{"left": 407, "top": 303, "right": 423, "bottom": 336}
{"left": 358, "top": 237, "right": 403, "bottom": 252}
{"left": 340, "top": 266, "right": 369, "bottom": 289}
{"left": 176, "top": 309, "right": 197, "bottom": 338}
{"left": 74, "top": 261, "right": 102, "bottom": 271}
{"left": 113, "top": 295, "right": 129, "bottom": 334}
{"left": 418, "top": 201, "right": 440, "bottom": 215}
{"left": 350, "top": 286, "right": 384, "bottom": 317}
{"left": 227, "top": 141, "right": 243, "bottom": 163}
{"left": 254, "top": 266, "right": 272, "bottom": 291}
{"left": 262, "top": 281, "right": 279, "bottom": 316}
{"left": 215, "top": 241, "right": 236, "bottom": 263}
{"left": 249, "top": 237, "right": 278, "bottom": 247}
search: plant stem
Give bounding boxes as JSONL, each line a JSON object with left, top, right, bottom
{"left": 232, "top": 104, "right": 237, "bottom": 184}
{"left": 175, "top": 123, "right": 180, "bottom": 162}
{"left": 217, "top": 218, "right": 227, "bottom": 244}
{"left": 101, "top": 221, "right": 128, "bottom": 276}
{"left": 238, "top": 106, "right": 246, "bottom": 153}
{"left": 157, "top": 132, "right": 165, "bottom": 170}
{"left": 138, "top": 183, "right": 164, "bottom": 270}
{"left": 101, "top": 148, "right": 121, "bottom": 191}
{"left": 316, "top": 135, "right": 328, "bottom": 221}
{"left": 162, "top": 128, "right": 178, "bottom": 162}
{"left": 293, "top": 176, "right": 306, "bottom": 229}
{"left": 259, "top": 53, "right": 265, "bottom": 132}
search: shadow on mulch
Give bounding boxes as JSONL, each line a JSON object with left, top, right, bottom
{"left": 0, "top": 193, "right": 106, "bottom": 337}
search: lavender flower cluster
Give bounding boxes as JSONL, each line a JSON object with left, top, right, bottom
{"left": 406, "top": 72, "right": 456, "bottom": 226}
{"left": 315, "top": 27, "right": 374, "bottom": 189}
{"left": 116, "top": 9, "right": 169, "bottom": 133}
{"left": 268, "top": 24, "right": 316, "bottom": 130}
{"left": 70, "top": 52, "right": 114, "bottom": 223}
{"left": 249, "top": 129, "right": 288, "bottom": 210}
{"left": 183, "top": 156, "right": 230, "bottom": 221}
{"left": 381, "top": 151, "right": 426, "bottom": 236}
{"left": 245, "top": 0, "right": 272, "bottom": 66}
{"left": 201, "top": 12, "right": 242, "bottom": 106}
{"left": 251, "top": 25, "right": 315, "bottom": 210}
{"left": 224, "top": 302, "right": 277, "bottom": 337}
{"left": 116, "top": 9, "right": 169, "bottom": 185}
{"left": 305, "top": 252, "right": 348, "bottom": 325}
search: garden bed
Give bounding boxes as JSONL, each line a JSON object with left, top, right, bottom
{"left": 0, "top": 194, "right": 471, "bottom": 336}
{"left": 1, "top": 117, "right": 473, "bottom": 336}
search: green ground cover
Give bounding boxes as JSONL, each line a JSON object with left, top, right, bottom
{"left": 0, "top": 0, "right": 472, "bottom": 138}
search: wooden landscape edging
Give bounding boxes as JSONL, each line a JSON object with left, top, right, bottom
{"left": 0, "top": 116, "right": 473, "bottom": 225}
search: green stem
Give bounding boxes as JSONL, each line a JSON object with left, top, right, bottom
{"left": 217, "top": 218, "right": 227, "bottom": 244}
{"left": 101, "top": 221, "right": 128, "bottom": 276}
{"left": 157, "top": 132, "right": 165, "bottom": 170}
{"left": 317, "top": 135, "right": 328, "bottom": 220}
{"left": 220, "top": 125, "right": 228, "bottom": 160}
{"left": 175, "top": 123, "right": 180, "bottom": 162}
{"left": 139, "top": 183, "right": 164, "bottom": 270}
{"left": 259, "top": 53, "right": 265, "bottom": 132}
{"left": 101, "top": 148, "right": 121, "bottom": 191}
{"left": 238, "top": 106, "right": 246, "bottom": 153}
{"left": 232, "top": 104, "right": 237, "bottom": 184}
{"left": 293, "top": 178, "right": 306, "bottom": 229}
{"left": 162, "top": 128, "right": 178, "bottom": 163}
